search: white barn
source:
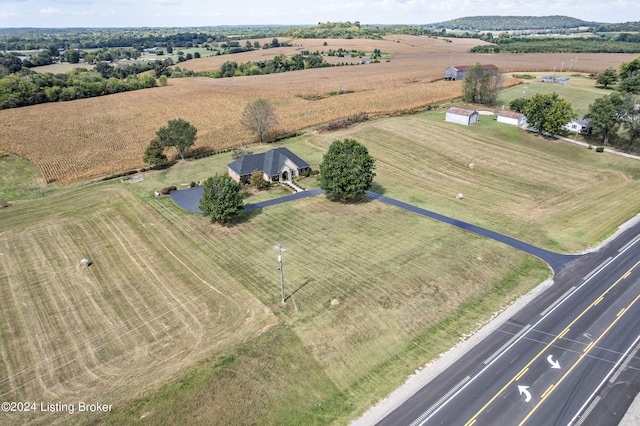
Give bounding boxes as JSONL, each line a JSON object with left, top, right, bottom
{"left": 496, "top": 110, "right": 527, "bottom": 127}
{"left": 446, "top": 107, "right": 479, "bottom": 126}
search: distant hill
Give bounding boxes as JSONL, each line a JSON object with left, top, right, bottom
{"left": 425, "top": 16, "right": 604, "bottom": 31}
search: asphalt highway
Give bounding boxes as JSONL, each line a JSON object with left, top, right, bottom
{"left": 378, "top": 220, "right": 640, "bottom": 426}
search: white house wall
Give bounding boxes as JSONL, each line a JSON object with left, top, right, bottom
{"left": 446, "top": 113, "right": 471, "bottom": 125}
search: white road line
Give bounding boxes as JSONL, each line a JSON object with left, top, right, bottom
{"left": 408, "top": 376, "right": 471, "bottom": 426}
{"left": 412, "top": 236, "right": 640, "bottom": 426}
{"left": 583, "top": 257, "right": 613, "bottom": 281}
{"left": 568, "top": 332, "right": 640, "bottom": 426}
{"left": 540, "top": 287, "right": 576, "bottom": 317}
{"left": 484, "top": 325, "right": 531, "bottom": 365}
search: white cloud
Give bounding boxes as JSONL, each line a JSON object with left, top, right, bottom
{"left": 40, "top": 7, "right": 61, "bottom": 16}
{"left": 316, "top": 2, "right": 366, "bottom": 12}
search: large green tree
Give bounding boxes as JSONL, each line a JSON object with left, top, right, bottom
{"left": 596, "top": 68, "right": 618, "bottom": 89}
{"left": 586, "top": 91, "right": 635, "bottom": 146}
{"left": 199, "top": 174, "right": 244, "bottom": 224}
{"left": 155, "top": 118, "right": 197, "bottom": 161}
{"left": 319, "top": 138, "right": 376, "bottom": 200}
{"left": 241, "top": 98, "right": 277, "bottom": 144}
{"left": 142, "top": 138, "right": 167, "bottom": 165}
{"left": 623, "top": 114, "right": 640, "bottom": 152}
{"left": 462, "top": 63, "right": 501, "bottom": 105}
{"left": 619, "top": 58, "right": 640, "bottom": 81}
{"left": 525, "top": 92, "right": 575, "bottom": 135}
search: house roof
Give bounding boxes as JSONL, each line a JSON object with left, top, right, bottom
{"left": 228, "top": 147, "right": 309, "bottom": 177}
{"left": 497, "top": 110, "right": 525, "bottom": 120}
{"left": 449, "top": 64, "right": 498, "bottom": 71}
{"left": 447, "top": 107, "right": 477, "bottom": 116}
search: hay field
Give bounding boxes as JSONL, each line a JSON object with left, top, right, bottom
{"left": 303, "top": 113, "right": 640, "bottom": 252}
{"left": 0, "top": 34, "right": 636, "bottom": 185}
{"left": 0, "top": 186, "right": 275, "bottom": 426}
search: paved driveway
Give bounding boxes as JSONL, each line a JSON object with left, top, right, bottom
{"left": 169, "top": 186, "right": 577, "bottom": 272}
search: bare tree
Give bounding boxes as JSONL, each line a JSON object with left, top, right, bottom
{"left": 241, "top": 99, "right": 277, "bottom": 144}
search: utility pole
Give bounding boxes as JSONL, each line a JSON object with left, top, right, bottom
{"left": 274, "top": 244, "right": 286, "bottom": 303}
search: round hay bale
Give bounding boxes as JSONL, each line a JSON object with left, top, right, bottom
{"left": 456, "top": 193, "right": 464, "bottom": 200}
{"left": 80, "top": 258, "right": 92, "bottom": 267}
{"left": 469, "top": 163, "right": 475, "bottom": 169}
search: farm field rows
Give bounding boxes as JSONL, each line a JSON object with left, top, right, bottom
{"left": 0, "top": 187, "right": 275, "bottom": 425}
{"left": 0, "top": 35, "right": 636, "bottom": 185}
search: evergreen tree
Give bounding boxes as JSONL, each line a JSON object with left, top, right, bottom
{"left": 142, "top": 138, "right": 167, "bottom": 165}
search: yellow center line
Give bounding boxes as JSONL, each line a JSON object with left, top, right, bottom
{"left": 464, "top": 260, "right": 640, "bottom": 425}
{"left": 541, "top": 385, "right": 555, "bottom": 400}
{"left": 515, "top": 367, "right": 529, "bottom": 381}
{"left": 518, "top": 292, "right": 640, "bottom": 426}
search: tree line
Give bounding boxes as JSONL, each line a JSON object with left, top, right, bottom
{"left": 470, "top": 36, "right": 640, "bottom": 54}
{"left": 171, "top": 53, "right": 332, "bottom": 79}
{"left": 0, "top": 66, "right": 159, "bottom": 109}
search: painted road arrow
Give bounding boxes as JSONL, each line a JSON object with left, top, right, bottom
{"left": 547, "top": 354, "right": 561, "bottom": 369}
{"left": 518, "top": 385, "right": 532, "bottom": 402}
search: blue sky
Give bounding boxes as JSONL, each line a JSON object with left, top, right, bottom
{"left": 0, "top": 0, "right": 637, "bottom": 28}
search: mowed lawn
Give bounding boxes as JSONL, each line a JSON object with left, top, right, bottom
{"left": 304, "top": 111, "right": 640, "bottom": 252}
{"left": 103, "top": 180, "right": 548, "bottom": 425}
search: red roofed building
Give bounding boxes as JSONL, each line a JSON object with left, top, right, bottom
{"left": 444, "top": 64, "right": 499, "bottom": 81}
{"left": 445, "top": 107, "right": 479, "bottom": 126}
{"left": 496, "top": 110, "right": 527, "bottom": 127}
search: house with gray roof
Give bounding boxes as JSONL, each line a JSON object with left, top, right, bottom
{"left": 227, "top": 147, "right": 310, "bottom": 184}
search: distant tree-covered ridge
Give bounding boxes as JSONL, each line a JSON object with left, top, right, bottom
{"left": 425, "top": 15, "right": 604, "bottom": 31}
{"left": 470, "top": 36, "right": 640, "bottom": 54}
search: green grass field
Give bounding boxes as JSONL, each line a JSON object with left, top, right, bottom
{"left": 1, "top": 81, "right": 639, "bottom": 425}
{"left": 0, "top": 153, "right": 50, "bottom": 201}
{"left": 497, "top": 73, "right": 608, "bottom": 116}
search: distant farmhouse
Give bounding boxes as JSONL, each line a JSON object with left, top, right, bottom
{"left": 496, "top": 110, "right": 527, "bottom": 127}
{"left": 563, "top": 117, "right": 592, "bottom": 134}
{"left": 227, "top": 147, "right": 310, "bottom": 184}
{"left": 445, "top": 107, "right": 479, "bottom": 126}
{"left": 541, "top": 76, "right": 570, "bottom": 85}
{"left": 444, "top": 64, "right": 498, "bottom": 81}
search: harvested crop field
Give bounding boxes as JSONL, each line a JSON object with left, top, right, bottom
{"left": 0, "top": 186, "right": 275, "bottom": 425}
{"left": 0, "top": 35, "right": 636, "bottom": 185}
